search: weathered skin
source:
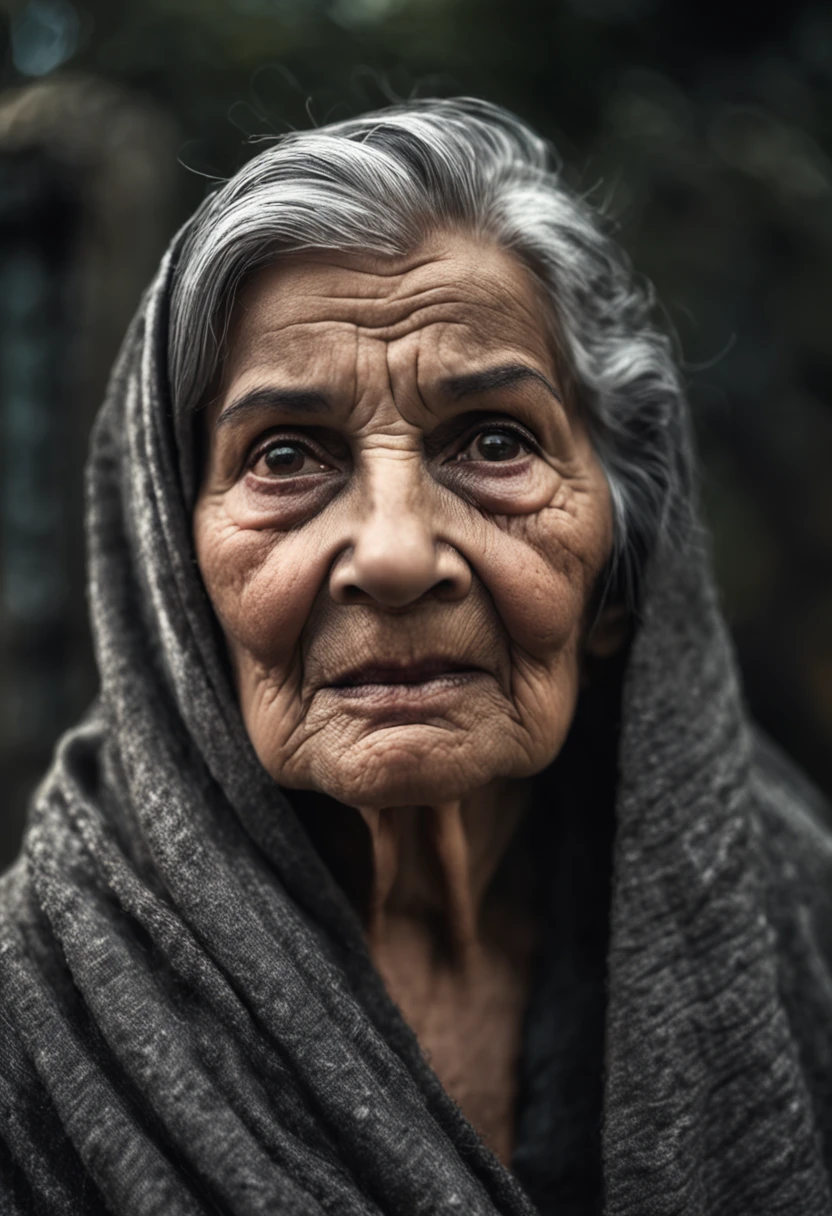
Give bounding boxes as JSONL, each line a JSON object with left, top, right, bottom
{"left": 193, "top": 231, "right": 624, "bottom": 1163}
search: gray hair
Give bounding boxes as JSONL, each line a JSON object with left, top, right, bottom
{"left": 169, "top": 96, "right": 693, "bottom": 606}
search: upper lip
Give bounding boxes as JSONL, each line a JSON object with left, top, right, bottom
{"left": 329, "top": 657, "right": 482, "bottom": 687}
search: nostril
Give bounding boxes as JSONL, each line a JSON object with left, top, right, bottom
{"left": 329, "top": 540, "right": 471, "bottom": 608}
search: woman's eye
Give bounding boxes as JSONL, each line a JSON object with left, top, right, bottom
{"left": 250, "top": 442, "right": 332, "bottom": 479}
{"left": 455, "top": 429, "right": 529, "bottom": 464}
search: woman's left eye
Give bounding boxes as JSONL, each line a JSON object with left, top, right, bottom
{"left": 454, "top": 428, "right": 531, "bottom": 464}
{"left": 250, "top": 441, "right": 332, "bottom": 479}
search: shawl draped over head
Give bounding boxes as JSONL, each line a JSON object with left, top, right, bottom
{"left": 3, "top": 224, "right": 832, "bottom": 1216}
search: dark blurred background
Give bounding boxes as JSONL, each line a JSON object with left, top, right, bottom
{"left": 1, "top": 0, "right": 831, "bottom": 867}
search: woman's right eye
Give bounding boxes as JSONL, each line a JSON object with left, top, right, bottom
{"left": 249, "top": 441, "right": 333, "bottom": 479}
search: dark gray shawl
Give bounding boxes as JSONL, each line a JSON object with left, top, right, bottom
{"left": 2, "top": 237, "right": 832, "bottom": 1216}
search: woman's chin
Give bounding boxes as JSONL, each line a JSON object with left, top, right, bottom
{"left": 275, "top": 721, "right": 532, "bottom": 810}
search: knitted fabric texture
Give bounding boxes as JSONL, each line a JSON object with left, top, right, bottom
{"left": 2, "top": 236, "right": 832, "bottom": 1216}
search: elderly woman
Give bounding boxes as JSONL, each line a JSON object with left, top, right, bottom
{"left": 1, "top": 97, "right": 831, "bottom": 1216}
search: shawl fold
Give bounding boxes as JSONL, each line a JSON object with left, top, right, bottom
{"left": 2, "top": 236, "right": 832, "bottom": 1215}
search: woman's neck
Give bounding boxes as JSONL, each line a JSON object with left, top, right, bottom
{"left": 295, "top": 779, "right": 539, "bottom": 1165}
{"left": 355, "top": 782, "right": 531, "bottom": 964}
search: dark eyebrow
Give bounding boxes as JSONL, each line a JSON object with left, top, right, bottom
{"left": 440, "top": 363, "right": 562, "bottom": 404}
{"left": 215, "top": 386, "right": 331, "bottom": 429}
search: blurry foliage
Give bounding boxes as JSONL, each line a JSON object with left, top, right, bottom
{"left": 0, "top": 0, "right": 831, "bottom": 863}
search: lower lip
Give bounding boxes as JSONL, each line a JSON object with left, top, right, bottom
{"left": 325, "top": 671, "right": 488, "bottom": 712}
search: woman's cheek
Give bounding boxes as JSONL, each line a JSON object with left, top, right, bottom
{"left": 496, "top": 557, "right": 584, "bottom": 656}
{"left": 450, "top": 467, "right": 607, "bottom": 656}
{"left": 195, "top": 507, "right": 327, "bottom": 667}
{"left": 508, "top": 642, "right": 584, "bottom": 763}
{"left": 460, "top": 511, "right": 590, "bottom": 660}
{"left": 480, "top": 475, "right": 613, "bottom": 660}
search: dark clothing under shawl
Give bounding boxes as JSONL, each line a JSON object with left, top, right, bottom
{"left": 2, "top": 235, "right": 832, "bottom": 1216}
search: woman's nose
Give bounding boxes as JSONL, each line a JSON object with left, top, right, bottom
{"left": 329, "top": 466, "right": 472, "bottom": 609}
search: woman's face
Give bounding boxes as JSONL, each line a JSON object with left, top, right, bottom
{"left": 194, "top": 231, "right": 619, "bottom": 809}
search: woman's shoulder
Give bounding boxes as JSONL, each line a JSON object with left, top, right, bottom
{"left": 0, "top": 858, "right": 111, "bottom": 1215}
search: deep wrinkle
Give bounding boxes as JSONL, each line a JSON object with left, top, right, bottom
{"left": 193, "top": 231, "right": 628, "bottom": 1164}
{"left": 216, "top": 387, "right": 332, "bottom": 429}
{"left": 216, "top": 362, "right": 563, "bottom": 425}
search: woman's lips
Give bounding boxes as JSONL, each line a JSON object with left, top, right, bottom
{"left": 330, "top": 658, "right": 483, "bottom": 688}
{"left": 325, "top": 658, "right": 492, "bottom": 714}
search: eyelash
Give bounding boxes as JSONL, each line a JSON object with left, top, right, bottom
{"left": 452, "top": 420, "right": 540, "bottom": 460}
{"left": 246, "top": 432, "right": 333, "bottom": 473}
{"left": 245, "top": 419, "right": 540, "bottom": 475}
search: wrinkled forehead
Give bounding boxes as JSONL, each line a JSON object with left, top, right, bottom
{"left": 214, "top": 233, "right": 564, "bottom": 415}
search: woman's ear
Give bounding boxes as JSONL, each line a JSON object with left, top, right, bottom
{"left": 584, "top": 602, "right": 631, "bottom": 659}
